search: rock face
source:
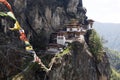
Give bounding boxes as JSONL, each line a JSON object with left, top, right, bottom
{"left": 1, "top": 0, "right": 85, "bottom": 33}
{"left": 0, "top": 0, "right": 86, "bottom": 50}
{"left": 0, "top": 0, "right": 111, "bottom": 80}
{"left": 49, "top": 41, "right": 97, "bottom": 80}
{"left": 48, "top": 30, "right": 111, "bottom": 80}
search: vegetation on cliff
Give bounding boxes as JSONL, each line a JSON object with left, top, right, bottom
{"left": 105, "top": 48, "right": 120, "bottom": 71}
{"left": 104, "top": 48, "right": 120, "bottom": 79}
{"left": 111, "top": 68, "right": 120, "bottom": 80}
{"left": 85, "top": 29, "right": 104, "bottom": 61}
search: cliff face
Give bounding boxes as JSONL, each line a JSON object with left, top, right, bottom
{"left": 48, "top": 30, "right": 111, "bottom": 80}
{"left": 0, "top": 0, "right": 111, "bottom": 80}
{"left": 0, "top": 0, "right": 86, "bottom": 50}
{"left": 1, "top": 0, "right": 85, "bottom": 32}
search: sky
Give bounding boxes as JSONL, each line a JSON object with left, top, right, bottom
{"left": 83, "top": 0, "right": 120, "bottom": 23}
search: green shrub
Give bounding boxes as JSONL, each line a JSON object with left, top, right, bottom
{"left": 111, "top": 68, "right": 120, "bottom": 80}
{"left": 86, "top": 29, "right": 103, "bottom": 60}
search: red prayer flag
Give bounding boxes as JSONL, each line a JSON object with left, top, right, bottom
{"left": 0, "top": 0, "right": 13, "bottom": 12}
{"left": 20, "top": 32, "right": 28, "bottom": 41}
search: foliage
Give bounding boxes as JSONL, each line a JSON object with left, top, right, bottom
{"left": 55, "top": 46, "right": 70, "bottom": 58}
{"left": 86, "top": 29, "right": 103, "bottom": 60}
{"left": 104, "top": 48, "right": 120, "bottom": 79}
{"left": 111, "top": 68, "right": 120, "bottom": 80}
{"left": 105, "top": 48, "right": 120, "bottom": 72}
